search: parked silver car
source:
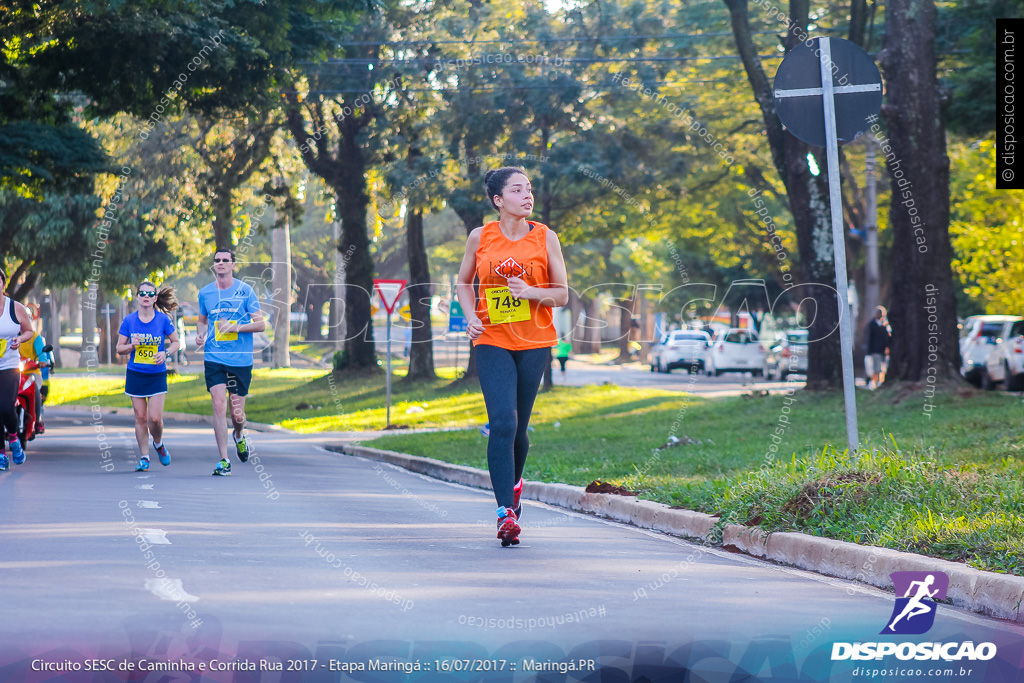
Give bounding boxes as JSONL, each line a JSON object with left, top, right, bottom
{"left": 650, "top": 329, "right": 711, "bottom": 373}
{"left": 959, "top": 315, "right": 1022, "bottom": 387}
{"left": 765, "top": 330, "right": 809, "bottom": 380}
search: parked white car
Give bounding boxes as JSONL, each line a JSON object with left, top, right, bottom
{"left": 649, "top": 329, "right": 711, "bottom": 374}
{"left": 706, "top": 328, "right": 766, "bottom": 377}
{"left": 960, "top": 315, "right": 1022, "bottom": 387}
{"left": 983, "top": 318, "right": 1024, "bottom": 391}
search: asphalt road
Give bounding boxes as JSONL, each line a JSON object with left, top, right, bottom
{"left": 549, "top": 359, "right": 807, "bottom": 394}
{"left": 0, "top": 410, "right": 1019, "bottom": 682}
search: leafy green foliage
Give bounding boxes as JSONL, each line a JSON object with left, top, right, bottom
{"left": 0, "top": 122, "right": 110, "bottom": 194}
{"left": 949, "top": 138, "right": 1024, "bottom": 314}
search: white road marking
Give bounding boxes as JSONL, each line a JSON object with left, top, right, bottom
{"left": 145, "top": 578, "right": 199, "bottom": 602}
{"left": 139, "top": 529, "right": 171, "bottom": 544}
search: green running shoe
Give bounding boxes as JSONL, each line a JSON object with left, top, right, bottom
{"left": 233, "top": 434, "right": 249, "bottom": 463}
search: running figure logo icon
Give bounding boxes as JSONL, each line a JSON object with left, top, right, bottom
{"left": 881, "top": 571, "right": 949, "bottom": 635}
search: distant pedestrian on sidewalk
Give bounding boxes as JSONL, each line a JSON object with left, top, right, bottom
{"left": 865, "top": 305, "right": 891, "bottom": 389}
{"left": 456, "top": 167, "right": 569, "bottom": 546}
{"left": 0, "top": 267, "right": 35, "bottom": 470}
{"left": 555, "top": 335, "right": 572, "bottom": 377}
{"left": 195, "top": 249, "right": 265, "bottom": 476}
{"left": 116, "top": 281, "right": 180, "bottom": 472}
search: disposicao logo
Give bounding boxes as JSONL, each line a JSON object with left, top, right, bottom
{"left": 831, "top": 571, "right": 997, "bottom": 663}
{"left": 882, "top": 571, "right": 948, "bottom": 635}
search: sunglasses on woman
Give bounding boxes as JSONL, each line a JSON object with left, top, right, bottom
{"left": 137, "top": 290, "right": 157, "bottom": 297}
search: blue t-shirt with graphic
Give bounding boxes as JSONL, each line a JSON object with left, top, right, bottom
{"left": 118, "top": 311, "right": 175, "bottom": 374}
{"left": 198, "top": 279, "right": 261, "bottom": 367}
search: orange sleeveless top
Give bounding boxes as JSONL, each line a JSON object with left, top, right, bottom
{"left": 473, "top": 221, "right": 557, "bottom": 351}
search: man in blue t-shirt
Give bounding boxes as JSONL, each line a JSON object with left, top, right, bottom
{"left": 196, "top": 249, "right": 266, "bottom": 476}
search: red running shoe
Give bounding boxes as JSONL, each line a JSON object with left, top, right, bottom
{"left": 513, "top": 478, "right": 524, "bottom": 521}
{"left": 496, "top": 507, "right": 520, "bottom": 547}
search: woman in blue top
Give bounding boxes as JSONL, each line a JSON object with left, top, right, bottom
{"left": 116, "top": 281, "right": 180, "bottom": 472}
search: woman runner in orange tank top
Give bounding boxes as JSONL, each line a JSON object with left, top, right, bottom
{"left": 456, "top": 167, "right": 569, "bottom": 547}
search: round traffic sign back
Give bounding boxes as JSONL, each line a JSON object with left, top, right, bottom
{"left": 774, "top": 37, "right": 883, "bottom": 148}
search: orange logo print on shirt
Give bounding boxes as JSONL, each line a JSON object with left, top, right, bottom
{"left": 490, "top": 258, "right": 533, "bottom": 280}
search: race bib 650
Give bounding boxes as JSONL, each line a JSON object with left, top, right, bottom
{"left": 135, "top": 343, "right": 158, "bottom": 365}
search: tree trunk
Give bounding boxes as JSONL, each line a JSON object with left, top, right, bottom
{"left": 284, "top": 98, "right": 377, "bottom": 373}
{"left": 879, "top": 0, "right": 959, "bottom": 383}
{"left": 271, "top": 219, "right": 291, "bottom": 368}
{"left": 47, "top": 288, "right": 62, "bottom": 369}
{"left": 335, "top": 125, "right": 377, "bottom": 370}
{"left": 212, "top": 193, "right": 234, "bottom": 251}
{"left": 725, "top": 0, "right": 842, "bottom": 390}
{"left": 579, "top": 296, "right": 601, "bottom": 354}
{"left": 405, "top": 208, "right": 436, "bottom": 380}
{"left": 79, "top": 284, "right": 98, "bottom": 368}
{"left": 788, "top": 150, "right": 842, "bottom": 391}
{"left": 304, "top": 288, "right": 328, "bottom": 342}
{"left": 615, "top": 294, "right": 636, "bottom": 363}
{"left": 329, "top": 221, "right": 344, "bottom": 348}
{"left": 95, "top": 291, "right": 121, "bottom": 367}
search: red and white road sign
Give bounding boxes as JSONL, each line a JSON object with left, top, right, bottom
{"left": 373, "top": 279, "right": 407, "bottom": 315}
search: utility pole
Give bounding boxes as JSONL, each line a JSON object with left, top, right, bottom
{"left": 863, "top": 138, "right": 880, "bottom": 336}
{"left": 271, "top": 213, "right": 292, "bottom": 368}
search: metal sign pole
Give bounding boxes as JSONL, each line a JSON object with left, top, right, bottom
{"left": 386, "top": 310, "right": 392, "bottom": 428}
{"left": 819, "top": 38, "right": 860, "bottom": 452}
{"left": 105, "top": 307, "right": 112, "bottom": 366}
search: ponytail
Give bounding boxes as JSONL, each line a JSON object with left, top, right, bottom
{"left": 155, "top": 286, "right": 178, "bottom": 315}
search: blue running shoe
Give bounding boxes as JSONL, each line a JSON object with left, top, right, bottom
{"left": 212, "top": 459, "right": 231, "bottom": 476}
{"left": 154, "top": 442, "right": 171, "bottom": 466}
{"left": 135, "top": 457, "right": 150, "bottom": 472}
{"left": 0, "top": 453, "right": 8, "bottom": 471}
{"left": 9, "top": 438, "right": 25, "bottom": 465}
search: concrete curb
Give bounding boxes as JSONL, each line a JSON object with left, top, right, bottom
{"left": 333, "top": 443, "right": 1024, "bottom": 625}
{"left": 51, "top": 405, "right": 284, "bottom": 433}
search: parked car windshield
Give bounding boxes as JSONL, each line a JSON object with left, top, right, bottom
{"left": 671, "top": 332, "right": 708, "bottom": 342}
{"left": 979, "top": 322, "right": 1007, "bottom": 338}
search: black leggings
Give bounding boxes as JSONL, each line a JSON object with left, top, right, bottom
{"left": 476, "top": 345, "right": 550, "bottom": 509}
{"left": 0, "top": 368, "right": 19, "bottom": 437}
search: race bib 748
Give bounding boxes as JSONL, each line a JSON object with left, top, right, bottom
{"left": 485, "top": 287, "right": 531, "bottom": 324}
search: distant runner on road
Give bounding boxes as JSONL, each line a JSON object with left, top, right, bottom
{"left": 456, "top": 166, "right": 569, "bottom": 546}
{"left": 0, "top": 267, "right": 34, "bottom": 470}
{"left": 195, "top": 249, "right": 265, "bottom": 476}
{"left": 116, "top": 281, "right": 180, "bottom": 472}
